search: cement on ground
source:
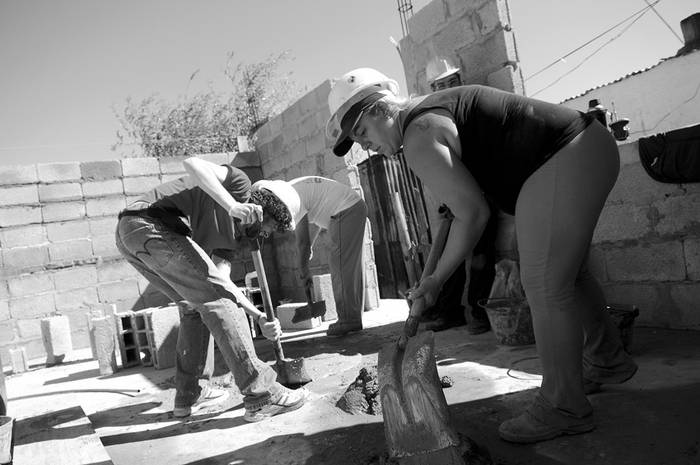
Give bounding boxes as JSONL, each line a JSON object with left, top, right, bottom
{"left": 5, "top": 299, "right": 700, "bottom": 465}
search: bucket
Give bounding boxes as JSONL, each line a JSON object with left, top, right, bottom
{"left": 478, "top": 298, "right": 535, "bottom": 346}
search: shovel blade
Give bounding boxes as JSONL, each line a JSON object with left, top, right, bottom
{"left": 274, "top": 357, "right": 312, "bottom": 388}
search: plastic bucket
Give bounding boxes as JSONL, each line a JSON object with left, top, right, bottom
{"left": 478, "top": 298, "right": 535, "bottom": 346}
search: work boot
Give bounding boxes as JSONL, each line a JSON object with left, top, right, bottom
{"left": 243, "top": 386, "right": 309, "bottom": 422}
{"left": 423, "top": 314, "right": 467, "bottom": 332}
{"left": 584, "top": 363, "right": 638, "bottom": 395}
{"left": 499, "top": 395, "right": 595, "bottom": 443}
{"left": 173, "top": 386, "right": 229, "bottom": 418}
{"left": 326, "top": 320, "right": 363, "bottom": 337}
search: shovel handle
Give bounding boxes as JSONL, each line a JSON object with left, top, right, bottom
{"left": 249, "top": 239, "right": 286, "bottom": 360}
{"left": 398, "top": 297, "right": 427, "bottom": 349}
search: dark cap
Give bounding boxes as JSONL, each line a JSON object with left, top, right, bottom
{"left": 332, "top": 92, "right": 385, "bottom": 157}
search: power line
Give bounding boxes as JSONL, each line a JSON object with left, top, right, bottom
{"left": 530, "top": 7, "right": 652, "bottom": 98}
{"left": 524, "top": 0, "right": 662, "bottom": 82}
{"left": 643, "top": 0, "right": 684, "bottom": 44}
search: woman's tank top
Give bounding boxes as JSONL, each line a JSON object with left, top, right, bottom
{"left": 401, "top": 85, "right": 594, "bottom": 214}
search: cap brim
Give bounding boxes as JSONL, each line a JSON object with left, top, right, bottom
{"left": 331, "top": 92, "right": 385, "bottom": 157}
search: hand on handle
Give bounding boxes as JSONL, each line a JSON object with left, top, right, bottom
{"left": 398, "top": 297, "right": 427, "bottom": 349}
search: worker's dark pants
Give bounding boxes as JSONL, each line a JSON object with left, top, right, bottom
{"left": 515, "top": 121, "right": 637, "bottom": 418}
{"left": 115, "top": 214, "right": 280, "bottom": 411}
{"left": 328, "top": 200, "right": 368, "bottom": 324}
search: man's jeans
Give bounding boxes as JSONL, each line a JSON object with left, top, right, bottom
{"left": 115, "top": 213, "right": 280, "bottom": 410}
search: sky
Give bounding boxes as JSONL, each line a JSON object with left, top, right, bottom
{"left": 0, "top": 0, "right": 697, "bottom": 166}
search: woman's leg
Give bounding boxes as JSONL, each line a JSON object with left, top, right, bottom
{"left": 116, "top": 215, "right": 279, "bottom": 411}
{"left": 504, "top": 122, "right": 632, "bottom": 441}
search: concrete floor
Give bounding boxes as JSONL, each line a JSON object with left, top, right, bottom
{"left": 5, "top": 299, "right": 700, "bottom": 465}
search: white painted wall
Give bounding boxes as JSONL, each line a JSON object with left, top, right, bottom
{"left": 560, "top": 50, "right": 700, "bottom": 141}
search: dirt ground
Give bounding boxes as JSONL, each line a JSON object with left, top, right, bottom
{"left": 6, "top": 299, "right": 700, "bottom": 465}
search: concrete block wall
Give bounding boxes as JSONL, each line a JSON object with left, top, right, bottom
{"left": 0, "top": 152, "right": 260, "bottom": 362}
{"left": 399, "top": 0, "right": 524, "bottom": 96}
{"left": 254, "top": 81, "right": 380, "bottom": 304}
{"left": 591, "top": 142, "right": 700, "bottom": 329}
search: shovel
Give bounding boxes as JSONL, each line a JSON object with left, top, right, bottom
{"left": 292, "top": 283, "right": 327, "bottom": 323}
{"left": 248, "top": 236, "right": 312, "bottom": 388}
{"left": 377, "top": 298, "right": 471, "bottom": 464}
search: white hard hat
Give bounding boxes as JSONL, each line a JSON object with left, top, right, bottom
{"left": 425, "top": 57, "right": 460, "bottom": 84}
{"left": 251, "top": 180, "right": 301, "bottom": 230}
{"left": 326, "top": 67, "right": 399, "bottom": 157}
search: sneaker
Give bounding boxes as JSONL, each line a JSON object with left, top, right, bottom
{"left": 243, "top": 387, "right": 309, "bottom": 422}
{"left": 423, "top": 315, "right": 467, "bottom": 332}
{"left": 326, "top": 320, "right": 362, "bottom": 337}
{"left": 173, "top": 386, "right": 229, "bottom": 418}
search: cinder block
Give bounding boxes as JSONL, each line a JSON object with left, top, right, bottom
{"left": 53, "top": 266, "right": 98, "bottom": 291}
{"left": 9, "top": 293, "right": 55, "bottom": 319}
{"left": 81, "top": 160, "right": 122, "bottom": 180}
{"left": 197, "top": 153, "right": 230, "bottom": 165}
{"left": 0, "top": 164, "right": 38, "bottom": 185}
{"left": 40, "top": 314, "right": 72, "bottom": 365}
{"left": 121, "top": 157, "right": 159, "bottom": 177}
{"left": 97, "top": 260, "right": 136, "bottom": 282}
{"left": 91, "top": 316, "right": 117, "bottom": 375}
{"left": 91, "top": 235, "right": 120, "bottom": 258}
{"left": 276, "top": 303, "right": 322, "bottom": 330}
{"left": 654, "top": 194, "right": 700, "bottom": 237}
{"left": 17, "top": 318, "right": 42, "bottom": 338}
{"left": 0, "top": 205, "right": 43, "bottom": 227}
{"left": 685, "top": 239, "right": 700, "bottom": 280}
{"left": 0, "top": 301, "right": 8, "bottom": 321}
{"left": 37, "top": 162, "right": 81, "bottom": 183}
{"left": 144, "top": 305, "right": 180, "bottom": 370}
{"left": 82, "top": 179, "right": 123, "bottom": 198}
{"left": 113, "top": 310, "right": 141, "bottom": 368}
{"left": 159, "top": 157, "right": 187, "bottom": 174}
{"left": 54, "top": 287, "right": 99, "bottom": 311}
{"left": 0, "top": 185, "right": 39, "bottom": 207}
{"left": 89, "top": 217, "right": 117, "bottom": 236}
{"left": 48, "top": 238, "right": 93, "bottom": 262}
{"left": 0, "top": 224, "right": 47, "bottom": 248}
{"left": 42, "top": 201, "right": 85, "bottom": 223}
{"left": 46, "top": 219, "right": 90, "bottom": 242}
{"left": 3, "top": 245, "right": 50, "bottom": 270}
{"left": 8, "top": 272, "right": 54, "bottom": 297}
{"left": 85, "top": 197, "right": 126, "bottom": 217}
{"left": 670, "top": 283, "right": 700, "bottom": 329}
{"left": 97, "top": 280, "right": 140, "bottom": 302}
{"left": 407, "top": 0, "right": 448, "bottom": 43}
{"left": 605, "top": 242, "right": 686, "bottom": 282}
{"left": 123, "top": 176, "right": 161, "bottom": 196}
{"left": 593, "top": 204, "right": 649, "bottom": 243}
{"left": 9, "top": 347, "right": 29, "bottom": 373}
{"left": 38, "top": 183, "right": 82, "bottom": 202}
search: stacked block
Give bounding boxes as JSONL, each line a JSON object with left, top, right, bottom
{"left": 91, "top": 316, "right": 117, "bottom": 376}
{"left": 40, "top": 315, "right": 72, "bottom": 366}
{"left": 114, "top": 311, "right": 141, "bottom": 368}
{"left": 143, "top": 306, "right": 180, "bottom": 370}
{"left": 312, "top": 274, "right": 337, "bottom": 321}
{"left": 8, "top": 348, "right": 29, "bottom": 374}
{"left": 276, "top": 303, "right": 321, "bottom": 330}
{"left": 131, "top": 311, "right": 153, "bottom": 367}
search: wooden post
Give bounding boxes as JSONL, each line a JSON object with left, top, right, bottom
{"left": 378, "top": 331, "right": 467, "bottom": 464}
{"left": 392, "top": 192, "right": 421, "bottom": 287}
